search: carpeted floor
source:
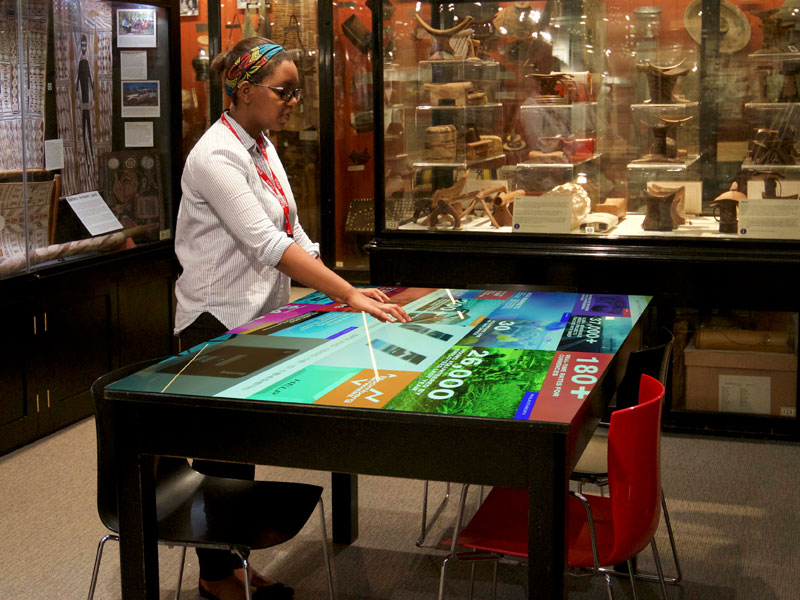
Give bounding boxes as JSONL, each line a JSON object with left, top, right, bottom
{"left": 0, "top": 415, "right": 798, "bottom": 600}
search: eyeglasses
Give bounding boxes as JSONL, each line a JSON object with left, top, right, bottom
{"left": 252, "top": 83, "right": 303, "bottom": 103}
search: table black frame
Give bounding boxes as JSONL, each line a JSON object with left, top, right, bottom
{"left": 108, "top": 352, "right": 618, "bottom": 600}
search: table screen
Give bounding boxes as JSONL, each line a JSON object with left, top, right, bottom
{"left": 110, "top": 288, "right": 650, "bottom": 423}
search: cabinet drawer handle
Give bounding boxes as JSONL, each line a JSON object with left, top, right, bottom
{"left": 47, "top": 389, "right": 51, "bottom": 409}
{"left": 33, "top": 316, "right": 37, "bottom": 336}
{"left": 36, "top": 394, "right": 40, "bottom": 413}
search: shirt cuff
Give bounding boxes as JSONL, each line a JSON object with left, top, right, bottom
{"left": 266, "top": 233, "right": 295, "bottom": 267}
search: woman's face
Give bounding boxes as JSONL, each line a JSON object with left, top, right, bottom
{"left": 253, "top": 59, "right": 299, "bottom": 132}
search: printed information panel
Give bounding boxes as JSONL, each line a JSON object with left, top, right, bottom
{"left": 111, "top": 288, "right": 650, "bottom": 424}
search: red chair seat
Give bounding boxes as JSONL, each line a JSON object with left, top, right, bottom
{"left": 457, "top": 487, "right": 621, "bottom": 567}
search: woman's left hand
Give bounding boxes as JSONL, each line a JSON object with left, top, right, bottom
{"left": 358, "top": 288, "right": 393, "bottom": 303}
{"left": 343, "top": 289, "right": 411, "bottom": 323}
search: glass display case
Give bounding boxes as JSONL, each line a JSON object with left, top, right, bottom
{"left": 201, "top": 0, "right": 322, "bottom": 245}
{"left": 1, "top": 0, "right": 180, "bottom": 280}
{"left": 374, "top": 0, "right": 800, "bottom": 240}
{"left": 368, "top": 0, "right": 800, "bottom": 437}
{"left": 1, "top": 0, "right": 181, "bottom": 455}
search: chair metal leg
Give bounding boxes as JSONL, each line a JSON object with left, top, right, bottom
{"left": 237, "top": 552, "right": 254, "bottom": 600}
{"left": 630, "top": 490, "right": 682, "bottom": 585}
{"left": 174, "top": 546, "right": 187, "bottom": 599}
{"left": 437, "top": 485, "right": 471, "bottom": 600}
{"left": 660, "top": 490, "right": 683, "bottom": 583}
{"left": 438, "top": 556, "right": 452, "bottom": 600}
{"left": 468, "top": 563, "right": 475, "bottom": 600}
{"left": 88, "top": 533, "right": 118, "bottom": 600}
{"left": 650, "top": 539, "right": 669, "bottom": 600}
{"left": 418, "top": 481, "right": 451, "bottom": 546}
{"left": 603, "top": 571, "right": 615, "bottom": 600}
{"left": 317, "top": 498, "right": 336, "bottom": 600}
{"left": 626, "top": 560, "right": 638, "bottom": 600}
{"left": 491, "top": 560, "right": 498, "bottom": 600}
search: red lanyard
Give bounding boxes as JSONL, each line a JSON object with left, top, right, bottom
{"left": 221, "top": 113, "right": 293, "bottom": 237}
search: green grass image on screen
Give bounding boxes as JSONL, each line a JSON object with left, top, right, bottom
{"left": 385, "top": 346, "right": 555, "bottom": 418}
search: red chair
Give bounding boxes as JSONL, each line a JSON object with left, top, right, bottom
{"left": 439, "top": 374, "right": 668, "bottom": 600}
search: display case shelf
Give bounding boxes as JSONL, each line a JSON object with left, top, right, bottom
{"left": 748, "top": 52, "right": 800, "bottom": 62}
{"left": 627, "top": 154, "right": 701, "bottom": 171}
{"left": 411, "top": 154, "right": 507, "bottom": 170}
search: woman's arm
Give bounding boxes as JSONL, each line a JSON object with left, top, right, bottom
{"left": 277, "top": 244, "right": 410, "bottom": 323}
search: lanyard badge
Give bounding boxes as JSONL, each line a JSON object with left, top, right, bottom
{"left": 221, "top": 113, "right": 294, "bottom": 237}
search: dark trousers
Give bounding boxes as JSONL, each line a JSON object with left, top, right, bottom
{"left": 178, "top": 312, "right": 256, "bottom": 581}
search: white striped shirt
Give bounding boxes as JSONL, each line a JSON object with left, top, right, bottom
{"left": 174, "top": 113, "right": 320, "bottom": 334}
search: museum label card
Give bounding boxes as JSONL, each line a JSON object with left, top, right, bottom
{"left": 512, "top": 193, "right": 572, "bottom": 234}
{"left": 66, "top": 191, "right": 123, "bottom": 236}
{"left": 738, "top": 199, "right": 800, "bottom": 239}
{"left": 120, "top": 51, "right": 148, "bottom": 80}
{"left": 124, "top": 121, "right": 154, "bottom": 147}
{"left": 44, "top": 139, "right": 64, "bottom": 171}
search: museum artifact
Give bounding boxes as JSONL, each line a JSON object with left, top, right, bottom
{"left": 579, "top": 212, "right": 619, "bottom": 233}
{"left": 492, "top": 190, "right": 522, "bottom": 227}
{"left": 711, "top": 183, "right": 745, "bottom": 234}
{"left": 549, "top": 182, "right": 591, "bottom": 230}
{"left": 425, "top": 82, "right": 473, "bottom": 106}
{"left": 634, "top": 115, "right": 692, "bottom": 162}
{"left": 595, "top": 197, "right": 628, "bottom": 218}
{"left": 642, "top": 185, "right": 681, "bottom": 232}
{"left": 758, "top": 172, "right": 799, "bottom": 199}
{"left": 424, "top": 124, "right": 458, "bottom": 161}
{"left": 528, "top": 149, "right": 569, "bottom": 163}
{"left": 342, "top": 14, "right": 372, "bottom": 54}
{"left": 778, "top": 65, "right": 800, "bottom": 102}
{"left": 748, "top": 7, "right": 798, "bottom": 53}
{"left": 426, "top": 173, "right": 469, "bottom": 229}
{"left": 684, "top": 0, "right": 751, "bottom": 54}
{"left": 746, "top": 126, "right": 799, "bottom": 165}
{"left": 385, "top": 115, "right": 405, "bottom": 157}
{"left": 754, "top": 65, "right": 774, "bottom": 102}
{"left": 649, "top": 183, "right": 686, "bottom": 225}
{"left": 414, "top": 13, "right": 474, "bottom": 60}
{"left": 637, "top": 59, "right": 691, "bottom": 104}
{"left": 525, "top": 72, "right": 575, "bottom": 104}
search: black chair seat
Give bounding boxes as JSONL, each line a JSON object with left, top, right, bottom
{"left": 89, "top": 359, "right": 335, "bottom": 600}
{"left": 156, "top": 475, "right": 323, "bottom": 550}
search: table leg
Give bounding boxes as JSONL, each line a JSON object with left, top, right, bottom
{"left": 116, "top": 407, "right": 159, "bottom": 599}
{"left": 331, "top": 472, "right": 358, "bottom": 544}
{"left": 528, "top": 435, "right": 568, "bottom": 599}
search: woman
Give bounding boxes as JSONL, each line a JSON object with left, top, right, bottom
{"left": 176, "top": 37, "right": 409, "bottom": 600}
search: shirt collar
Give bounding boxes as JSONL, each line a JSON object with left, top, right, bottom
{"left": 222, "top": 110, "right": 266, "bottom": 152}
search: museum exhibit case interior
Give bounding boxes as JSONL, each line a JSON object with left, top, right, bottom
{"left": 182, "top": 0, "right": 323, "bottom": 246}
{"left": 367, "top": 0, "right": 800, "bottom": 437}
{"left": 0, "top": 0, "right": 181, "bottom": 454}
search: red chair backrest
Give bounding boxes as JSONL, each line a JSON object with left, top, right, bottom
{"left": 606, "top": 374, "right": 665, "bottom": 564}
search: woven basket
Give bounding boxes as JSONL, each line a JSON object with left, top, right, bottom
{"left": 424, "top": 124, "right": 457, "bottom": 161}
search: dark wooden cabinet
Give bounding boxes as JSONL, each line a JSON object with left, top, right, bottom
{"left": 0, "top": 299, "right": 38, "bottom": 454}
{"left": 0, "top": 246, "right": 176, "bottom": 456}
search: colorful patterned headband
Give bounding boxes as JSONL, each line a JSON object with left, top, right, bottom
{"left": 224, "top": 43, "right": 284, "bottom": 97}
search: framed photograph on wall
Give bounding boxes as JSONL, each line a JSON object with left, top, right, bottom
{"left": 180, "top": 0, "right": 199, "bottom": 17}
{"left": 117, "top": 8, "right": 157, "bottom": 48}
{"left": 121, "top": 80, "right": 160, "bottom": 118}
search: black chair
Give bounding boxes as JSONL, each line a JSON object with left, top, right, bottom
{"left": 88, "top": 359, "right": 335, "bottom": 600}
{"left": 571, "top": 327, "right": 681, "bottom": 585}
{"left": 417, "top": 284, "right": 580, "bottom": 547}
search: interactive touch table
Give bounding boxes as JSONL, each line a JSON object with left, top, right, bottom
{"left": 106, "top": 287, "right": 650, "bottom": 600}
